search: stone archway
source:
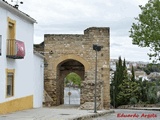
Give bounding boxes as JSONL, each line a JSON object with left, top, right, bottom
{"left": 54, "top": 54, "right": 90, "bottom": 72}
{"left": 56, "top": 59, "right": 85, "bottom": 105}
{"left": 43, "top": 27, "right": 110, "bottom": 109}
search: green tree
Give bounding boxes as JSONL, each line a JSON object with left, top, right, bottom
{"left": 116, "top": 78, "right": 131, "bottom": 105}
{"left": 110, "top": 57, "right": 128, "bottom": 107}
{"left": 130, "top": 97, "right": 138, "bottom": 105}
{"left": 117, "top": 78, "right": 139, "bottom": 106}
{"left": 156, "top": 79, "right": 160, "bottom": 86}
{"left": 135, "top": 78, "right": 147, "bottom": 102}
{"left": 131, "top": 66, "right": 135, "bottom": 81}
{"left": 65, "top": 72, "right": 81, "bottom": 87}
{"left": 144, "top": 63, "right": 160, "bottom": 75}
{"left": 136, "top": 79, "right": 158, "bottom": 103}
{"left": 147, "top": 85, "right": 158, "bottom": 104}
{"left": 129, "top": 0, "right": 160, "bottom": 62}
{"left": 139, "top": 79, "right": 150, "bottom": 102}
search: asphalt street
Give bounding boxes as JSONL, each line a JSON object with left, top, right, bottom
{"left": 91, "top": 109, "right": 160, "bottom": 120}
{"left": 64, "top": 87, "right": 80, "bottom": 105}
{"left": 1, "top": 87, "right": 159, "bottom": 120}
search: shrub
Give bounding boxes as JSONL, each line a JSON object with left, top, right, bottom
{"left": 130, "top": 97, "right": 137, "bottom": 105}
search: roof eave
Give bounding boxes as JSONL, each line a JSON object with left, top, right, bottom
{"left": 0, "top": 0, "right": 37, "bottom": 23}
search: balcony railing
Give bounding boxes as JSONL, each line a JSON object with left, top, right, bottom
{"left": 6, "top": 39, "right": 25, "bottom": 59}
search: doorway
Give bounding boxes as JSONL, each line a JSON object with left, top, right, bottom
{"left": 64, "top": 72, "right": 81, "bottom": 105}
{"left": 57, "top": 59, "right": 85, "bottom": 105}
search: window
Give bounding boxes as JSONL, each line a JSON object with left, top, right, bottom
{"left": 7, "top": 17, "right": 16, "bottom": 56}
{"left": 6, "top": 69, "right": 15, "bottom": 97}
{"left": 0, "top": 35, "right": 1, "bottom": 56}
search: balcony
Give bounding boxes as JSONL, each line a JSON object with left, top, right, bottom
{"left": 6, "top": 39, "right": 25, "bottom": 59}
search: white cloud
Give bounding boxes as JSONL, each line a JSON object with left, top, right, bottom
{"left": 6, "top": 0, "right": 150, "bottom": 62}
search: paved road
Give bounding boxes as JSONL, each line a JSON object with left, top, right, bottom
{"left": 0, "top": 107, "right": 113, "bottom": 120}
{"left": 91, "top": 109, "right": 160, "bottom": 120}
{"left": 64, "top": 87, "right": 80, "bottom": 105}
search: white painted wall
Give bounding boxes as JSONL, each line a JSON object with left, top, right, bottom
{"left": 33, "top": 53, "right": 44, "bottom": 108}
{"left": 0, "top": 2, "right": 44, "bottom": 108}
{"left": 0, "top": 6, "right": 9, "bottom": 103}
{"left": 0, "top": 35, "right": 1, "bottom": 54}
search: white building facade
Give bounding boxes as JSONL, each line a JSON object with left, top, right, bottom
{"left": 0, "top": 0, "right": 44, "bottom": 114}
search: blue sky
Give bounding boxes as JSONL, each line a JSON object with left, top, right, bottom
{"left": 7, "top": 0, "right": 150, "bottom": 62}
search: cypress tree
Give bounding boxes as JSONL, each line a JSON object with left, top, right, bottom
{"left": 110, "top": 56, "right": 128, "bottom": 107}
{"left": 131, "top": 66, "right": 135, "bottom": 81}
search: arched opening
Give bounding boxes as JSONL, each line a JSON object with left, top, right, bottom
{"left": 56, "top": 59, "right": 85, "bottom": 105}
{"left": 64, "top": 72, "right": 81, "bottom": 105}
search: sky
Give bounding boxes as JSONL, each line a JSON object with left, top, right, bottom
{"left": 7, "top": 0, "right": 150, "bottom": 62}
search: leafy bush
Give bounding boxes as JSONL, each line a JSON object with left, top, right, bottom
{"left": 147, "top": 86, "right": 158, "bottom": 104}
{"left": 130, "top": 97, "right": 137, "bottom": 105}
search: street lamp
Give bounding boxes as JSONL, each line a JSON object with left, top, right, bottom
{"left": 93, "top": 44, "right": 103, "bottom": 113}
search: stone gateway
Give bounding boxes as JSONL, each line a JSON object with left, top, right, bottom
{"left": 39, "top": 27, "right": 110, "bottom": 109}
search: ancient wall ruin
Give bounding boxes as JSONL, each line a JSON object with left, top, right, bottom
{"left": 44, "top": 27, "right": 110, "bottom": 109}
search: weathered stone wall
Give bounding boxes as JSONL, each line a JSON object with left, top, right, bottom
{"left": 44, "top": 27, "right": 110, "bottom": 109}
{"left": 81, "top": 80, "right": 103, "bottom": 104}
{"left": 34, "top": 42, "right": 44, "bottom": 53}
{"left": 80, "top": 80, "right": 104, "bottom": 110}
